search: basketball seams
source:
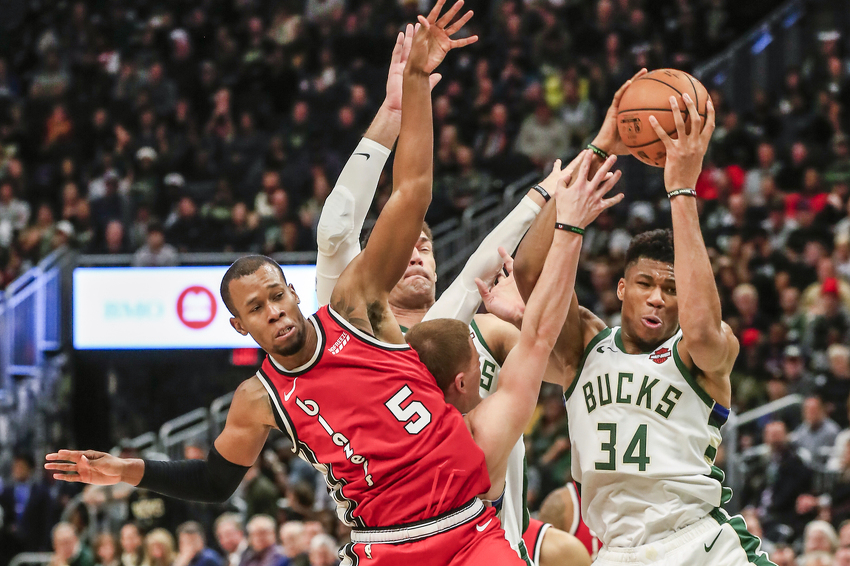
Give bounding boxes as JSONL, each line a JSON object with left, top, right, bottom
{"left": 624, "top": 130, "right": 677, "bottom": 149}
{"left": 683, "top": 72, "right": 700, "bottom": 111}
{"left": 638, "top": 76, "right": 684, "bottom": 97}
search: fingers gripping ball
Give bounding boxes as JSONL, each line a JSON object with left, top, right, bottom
{"left": 617, "top": 69, "right": 709, "bottom": 167}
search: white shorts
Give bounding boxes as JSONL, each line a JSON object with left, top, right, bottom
{"left": 594, "top": 510, "right": 775, "bottom": 566}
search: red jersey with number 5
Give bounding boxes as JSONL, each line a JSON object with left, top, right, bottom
{"left": 255, "top": 305, "right": 490, "bottom": 528}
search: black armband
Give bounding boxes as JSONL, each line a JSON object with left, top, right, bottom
{"left": 137, "top": 446, "right": 250, "bottom": 503}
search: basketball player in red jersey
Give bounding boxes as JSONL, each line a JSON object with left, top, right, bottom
{"left": 533, "top": 484, "right": 600, "bottom": 562}
{"left": 45, "top": 4, "right": 523, "bottom": 565}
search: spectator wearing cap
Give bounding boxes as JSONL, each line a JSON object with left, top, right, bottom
{"left": 802, "top": 258, "right": 850, "bottom": 314}
{"left": 239, "top": 515, "right": 287, "bottom": 566}
{"left": 173, "top": 521, "right": 223, "bottom": 566}
{"left": 783, "top": 344, "right": 816, "bottom": 399}
{"left": 132, "top": 222, "right": 178, "bottom": 267}
{"left": 792, "top": 396, "right": 841, "bottom": 466}
{"left": 130, "top": 147, "right": 160, "bottom": 214}
{"left": 215, "top": 514, "right": 247, "bottom": 566}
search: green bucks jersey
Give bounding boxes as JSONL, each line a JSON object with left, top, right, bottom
{"left": 565, "top": 327, "right": 730, "bottom": 548}
{"left": 471, "top": 319, "right": 529, "bottom": 560}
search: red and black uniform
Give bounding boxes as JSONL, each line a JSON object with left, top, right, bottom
{"left": 567, "top": 482, "right": 600, "bottom": 560}
{"left": 256, "top": 306, "right": 522, "bottom": 565}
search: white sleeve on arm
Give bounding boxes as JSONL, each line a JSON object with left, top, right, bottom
{"left": 315, "top": 137, "right": 392, "bottom": 306}
{"left": 423, "top": 195, "right": 542, "bottom": 324}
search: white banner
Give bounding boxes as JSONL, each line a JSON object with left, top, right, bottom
{"left": 73, "top": 265, "right": 318, "bottom": 349}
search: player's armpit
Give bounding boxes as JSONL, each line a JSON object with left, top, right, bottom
{"left": 213, "top": 377, "right": 275, "bottom": 467}
{"left": 329, "top": 277, "right": 406, "bottom": 344}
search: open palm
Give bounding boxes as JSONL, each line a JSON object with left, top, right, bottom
{"left": 45, "top": 449, "right": 125, "bottom": 485}
{"left": 409, "top": 0, "right": 478, "bottom": 75}
{"left": 385, "top": 24, "right": 443, "bottom": 115}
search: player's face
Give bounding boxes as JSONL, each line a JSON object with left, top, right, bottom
{"left": 618, "top": 258, "right": 679, "bottom": 350}
{"left": 389, "top": 232, "right": 437, "bottom": 309}
{"left": 228, "top": 265, "right": 308, "bottom": 357}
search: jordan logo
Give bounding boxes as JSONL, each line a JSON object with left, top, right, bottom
{"left": 328, "top": 333, "right": 351, "bottom": 355}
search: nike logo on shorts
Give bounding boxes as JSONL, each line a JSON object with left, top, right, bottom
{"left": 354, "top": 152, "right": 371, "bottom": 160}
{"left": 704, "top": 530, "right": 722, "bottom": 552}
{"left": 284, "top": 378, "right": 298, "bottom": 401}
{"left": 476, "top": 519, "right": 493, "bottom": 532}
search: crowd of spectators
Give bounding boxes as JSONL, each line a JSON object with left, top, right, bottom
{"left": 5, "top": 0, "right": 850, "bottom": 564}
{"left": 0, "top": 442, "right": 349, "bottom": 566}
{"left": 0, "top": 0, "right": 773, "bottom": 286}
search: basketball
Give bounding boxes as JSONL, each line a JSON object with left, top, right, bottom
{"left": 617, "top": 69, "right": 709, "bottom": 168}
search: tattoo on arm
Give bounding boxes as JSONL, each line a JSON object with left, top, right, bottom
{"left": 330, "top": 294, "right": 373, "bottom": 334}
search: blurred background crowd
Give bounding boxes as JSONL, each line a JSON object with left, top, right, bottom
{"left": 3, "top": 0, "right": 850, "bottom": 565}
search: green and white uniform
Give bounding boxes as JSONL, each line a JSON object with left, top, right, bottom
{"left": 565, "top": 327, "right": 773, "bottom": 565}
{"left": 471, "top": 319, "right": 532, "bottom": 565}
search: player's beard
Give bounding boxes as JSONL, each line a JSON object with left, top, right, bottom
{"left": 272, "top": 320, "right": 307, "bottom": 357}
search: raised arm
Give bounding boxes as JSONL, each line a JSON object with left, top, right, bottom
{"left": 423, "top": 172, "right": 555, "bottom": 324}
{"left": 315, "top": 25, "right": 442, "bottom": 306}
{"left": 329, "top": 0, "right": 476, "bottom": 341}
{"left": 45, "top": 377, "right": 276, "bottom": 503}
{"left": 648, "top": 93, "right": 736, "bottom": 407}
{"left": 468, "top": 152, "right": 622, "bottom": 496}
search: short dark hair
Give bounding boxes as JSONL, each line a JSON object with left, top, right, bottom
{"left": 220, "top": 255, "right": 286, "bottom": 316}
{"left": 176, "top": 521, "right": 205, "bottom": 542}
{"left": 624, "top": 229, "right": 675, "bottom": 271}
{"left": 406, "top": 318, "right": 472, "bottom": 393}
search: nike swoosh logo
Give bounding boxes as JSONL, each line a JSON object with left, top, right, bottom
{"left": 475, "top": 519, "right": 493, "bottom": 532}
{"left": 704, "top": 530, "right": 722, "bottom": 552}
{"left": 283, "top": 378, "right": 298, "bottom": 401}
{"left": 354, "top": 152, "right": 371, "bottom": 160}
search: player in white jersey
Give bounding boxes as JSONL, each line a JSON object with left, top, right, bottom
{"left": 312, "top": 24, "right": 588, "bottom": 565}
{"left": 514, "top": 86, "right": 775, "bottom": 566}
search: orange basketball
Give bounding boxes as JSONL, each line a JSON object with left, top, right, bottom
{"left": 617, "top": 69, "right": 709, "bottom": 168}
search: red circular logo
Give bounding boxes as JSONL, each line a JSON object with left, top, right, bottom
{"left": 177, "top": 286, "right": 217, "bottom": 329}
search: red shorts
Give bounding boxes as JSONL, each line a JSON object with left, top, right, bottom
{"left": 340, "top": 505, "right": 524, "bottom": 566}
{"left": 522, "top": 518, "right": 552, "bottom": 566}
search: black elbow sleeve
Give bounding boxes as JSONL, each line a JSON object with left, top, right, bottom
{"left": 137, "top": 446, "right": 250, "bottom": 503}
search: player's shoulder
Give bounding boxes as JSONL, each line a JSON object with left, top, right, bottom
{"left": 231, "top": 374, "right": 277, "bottom": 427}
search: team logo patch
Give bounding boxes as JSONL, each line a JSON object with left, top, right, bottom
{"left": 650, "top": 347, "right": 671, "bottom": 364}
{"left": 328, "top": 332, "right": 351, "bottom": 355}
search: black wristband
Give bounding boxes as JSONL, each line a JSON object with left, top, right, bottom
{"left": 586, "top": 143, "right": 609, "bottom": 160}
{"left": 531, "top": 184, "right": 551, "bottom": 202}
{"left": 554, "top": 222, "right": 585, "bottom": 236}
{"left": 667, "top": 188, "right": 697, "bottom": 199}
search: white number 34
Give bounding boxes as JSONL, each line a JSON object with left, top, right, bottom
{"left": 385, "top": 385, "right": 432, "bottom": 434}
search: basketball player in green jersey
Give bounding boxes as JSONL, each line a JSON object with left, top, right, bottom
{"left": 514, "top": 91, "right": 775, "bottom": 565}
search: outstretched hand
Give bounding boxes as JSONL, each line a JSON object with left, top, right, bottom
{"left": 591, "top": 68, "right": 647, "bottom": 156}
{"left": 476, "top": 247, "right": 525, "bottom": 328}
{"left": 538, "top": 151, "right": 587, "bottom": 196}
{"left": 45, "top": 449, "right": 129, "bottom": 485}
{"left": 648, "top": 93, "right": 716, "bottom": 192}
{"left": 408, "top": 0, "right": 478, "bottom": 75}
{"left": 555, "top": 152, "right": 624, "bottom": 229}
{"left": 384, "top": 24, "right": 443, "bottom": 115}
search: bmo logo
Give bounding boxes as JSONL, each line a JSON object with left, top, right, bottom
{"left": 177, "top": 286, "right": 217, "bottom": 329}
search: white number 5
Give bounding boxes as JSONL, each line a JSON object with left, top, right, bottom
{"left": 385, "top": 385, "right": 432, "bottom": 434}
